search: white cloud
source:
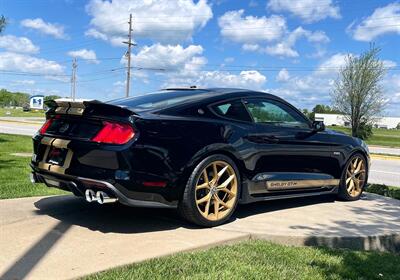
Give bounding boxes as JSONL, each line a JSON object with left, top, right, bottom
{"left": 218, "top": 10, "right": 329, "bottom": 58}
{"left": 128, "top": 43, "right": 206, "bottom": 73}
{"left": 12, "top": 80, "right": 36, "bottom": 85}
{"left": 218, "top": 10, "right": 287, "bottom": 43}
{"left": 316, "top": 53, "right": 349, "bottom": 76}
{"left": 21, "top": 18, "right": 67, "bottom": 39}
{"left": 166, "top": 70, "right": 267, "bottom": 90}
{"left": 85, "top": 0, "right": 212, "bottom": 44}
{"left": 267, "top": 53, "right": 399, "bottom": 113}
{"left": 242, "top": 43, "right": 261, "bottom": 52}
{"left": 0, "top": 35, "right": 39, "bottom": 54}
{"left": 383, "top": 60, "right": 397, "bottom": 69}
{"left": 67, "top": 49, "right": 99, "bottom": 64}
{"left": 85, "top": 28, "right": 107, "bottom": 41}
{"left": 195, "top": 70, "right": 266, "bottom": 89}
{"left": 0, "top": 52, "right": 65, "bottom": 75}
{"left": 224, "top": 57, "right": 235, "bottom": 63}
{"left": 127, "top": 43, "right": 266, "bottom": 90}
{"left": 316, "top": 53, "right": 396, "bottom": 76}
{"left": 267, "top": 0, "right": 340, "bottom": 23}
{"left": 276, "top": 68, "right": 290, "bottom": 82}
{"left": 265, "top": 27, "right": 329, "bottom": 58}
{"left": 347, "top": 3, "right": 400, "bottom": 41}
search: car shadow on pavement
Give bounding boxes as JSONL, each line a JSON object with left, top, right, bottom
{"left": 33, "top": 195, "right": 195, "bottom": 234}
{"left": 32, "top": 194, "right": 337, "bottom": 235}
{"left": 234, "top": 195, "right": 336, "bottom": 220}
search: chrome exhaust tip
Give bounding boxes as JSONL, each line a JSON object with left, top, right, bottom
{"left": 30, "top": 173, "right": 38, "bottom": 184}
{"left": 96, "top": 191, "right": 118, "bottom": 204}
{"left": 85, "top": 189, "right": 97, "bottom": 203}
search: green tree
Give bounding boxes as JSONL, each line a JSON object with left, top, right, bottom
{"left": 0, "top": 15, "right": 6, "bottom": 34}
{"left": 331, "top": 45, "right": 386, "bottom": 139}
{"left": 0, "top": 89, "right": 30, "bottom": 107}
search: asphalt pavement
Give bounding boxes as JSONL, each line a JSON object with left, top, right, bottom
{"left": 369, "top": 158, "right": 400, "bottom": 186}
{"left": 0, "top": 121, "right": 40, "bottom": 136}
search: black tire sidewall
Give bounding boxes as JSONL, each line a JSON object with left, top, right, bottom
{"left": 338, "top": 153, "right": 368, "bottom": 201}
{"left": 180, "top": 154, "right": 241, "bottom": 227}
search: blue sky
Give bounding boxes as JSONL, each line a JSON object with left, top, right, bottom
{"left": 1, "top": 0, "right": 399, "bottom": 115}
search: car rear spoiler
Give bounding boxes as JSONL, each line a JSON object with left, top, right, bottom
{"left": 45, "top": 99, "right": 135, "bottom": 117}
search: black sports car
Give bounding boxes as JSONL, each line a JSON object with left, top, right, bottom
{"left": 30, "top": 88, "right": 370, "bottom": 226}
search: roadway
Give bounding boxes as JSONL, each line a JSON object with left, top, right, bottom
{"left": 1, "top": 120, "right": 399, "bottom": 186}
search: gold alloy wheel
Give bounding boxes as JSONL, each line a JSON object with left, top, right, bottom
{"left": 195, "top": 160, "right": 238, "bottom": 221}
{"left": 345, "top": 156, "right": 366, "bottom": 197}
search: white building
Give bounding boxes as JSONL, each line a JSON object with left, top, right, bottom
{"left": 315, "top": 113, "right": 400, "bottom": 129}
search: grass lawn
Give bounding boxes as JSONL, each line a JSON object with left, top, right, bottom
{"left": 0, "top": 133, "right": 65, "bottom": 199}
{"left": 328, "top": 126, "right": 400, "bottom": 148}
{"left": 84, "top": 240, "right": 400, "bottom": 280}
{"left": 0, "top": 107, "right": 45, "bottom": 118}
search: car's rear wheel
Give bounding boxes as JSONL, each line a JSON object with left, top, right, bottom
{"left": 337, "top": 153, "right": 367, "bottom": 201}
{"left": 179, "top": 154, "right": 240, "bottom": 227}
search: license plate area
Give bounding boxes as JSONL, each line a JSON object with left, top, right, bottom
{"left": 46, "top": 147, "right": 68, "bottom": 166}
{"left": 38, "top": 137, "right": 73, "bottom": 175}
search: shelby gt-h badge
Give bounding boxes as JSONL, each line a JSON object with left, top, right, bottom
{"left": 30, "top": 88, "right": 370, "bottom": 227}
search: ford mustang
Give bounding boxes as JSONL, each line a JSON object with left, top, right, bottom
{"left": 30, "top": 88, "right": 369, "bottom": 226}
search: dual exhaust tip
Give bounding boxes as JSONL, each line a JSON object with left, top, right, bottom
{"left": 85, "top": 189, "right": 118, "bottom": 204}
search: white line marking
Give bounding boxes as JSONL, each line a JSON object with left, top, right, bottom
{"left": 370, "top": 170, "right": 400, "bottom": 175}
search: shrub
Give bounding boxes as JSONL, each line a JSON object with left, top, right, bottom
{"left": 388, "top": 187, "right": 400, "bottom": 200}
{"left": 366, "top": 184, "right": 389, "bottom": 196}
{"left": 354, "top": 122, "right": 373, "bottom": 140}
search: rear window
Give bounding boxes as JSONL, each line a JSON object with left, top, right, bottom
{"left": 108, "top": 90, "right": 209, "bottom": 112}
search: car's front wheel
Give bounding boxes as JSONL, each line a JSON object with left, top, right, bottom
{"left": 179, "top": 154, "right": 240, "bottom": 227}
{"left": 337, "top": 153, "right": 368, "bottom": 201}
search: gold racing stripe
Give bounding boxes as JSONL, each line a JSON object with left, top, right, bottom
{"left": 52, "top": 139, "right": 70, "bottom": 149}
{"left": 266, "top": 179, "right": 340, "bottom": 191}
{"left": 41, "top": 136, "right": 55, "bottom": 146}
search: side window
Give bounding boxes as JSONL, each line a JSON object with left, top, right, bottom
{"left": 212, "top": 100, "right": 252, "bottom": 122}
{"left": 244, "top": 99, "right": 309, "bottom": 128}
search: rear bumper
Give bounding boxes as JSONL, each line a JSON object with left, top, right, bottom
{"left": 31, "top": 168, "right": 177, "bottom": 208}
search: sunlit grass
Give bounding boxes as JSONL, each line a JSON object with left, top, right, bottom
{"left": 0, "top": 133, "right": 65, "bottom": 199}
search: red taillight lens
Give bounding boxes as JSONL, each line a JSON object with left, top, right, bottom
{"left": 92, "top": 121, "right": 135, "bottom": 144}
{"left": 39, "top": 119, "right": 53, "bottom": 135}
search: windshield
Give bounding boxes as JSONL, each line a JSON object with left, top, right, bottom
{"left": 108, "top": 90, "right": 209, "bottom": 112}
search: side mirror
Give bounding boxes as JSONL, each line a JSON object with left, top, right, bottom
{"left": 312, "top": 121, "right": 325, "bottom": 132}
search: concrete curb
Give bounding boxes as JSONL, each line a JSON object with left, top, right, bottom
{"left": 234, "top": 232, "right": 400, "bottom": 253}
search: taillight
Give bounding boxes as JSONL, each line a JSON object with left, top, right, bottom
{"left": 39, "top": 119, "right": 53, "bottom": 135}
{"left": 92, "top": 121, "right": 135, "bottom": 144}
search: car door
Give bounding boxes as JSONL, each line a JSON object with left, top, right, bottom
{"left": 242, "top": 97, "right": 338, "bottom": 185}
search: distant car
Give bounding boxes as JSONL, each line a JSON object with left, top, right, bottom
{"left": 30, "top": 88, "right": 370, "bottom": 227}
{"left": 22, "top": 105, "right": 31, "bottom": 112}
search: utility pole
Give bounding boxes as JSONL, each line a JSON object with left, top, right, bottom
{"left": 70, "top": 58, "right": 77, "bottom": 101}
{"left": 123, "top": 13, "right": 135, "bottom": 97}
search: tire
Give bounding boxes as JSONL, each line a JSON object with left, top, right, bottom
{"left": 178, "top": 154, "right": 241, "bottom": 227}
{"left": 337, "top": 153, "right": 368, "bottom": 201}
